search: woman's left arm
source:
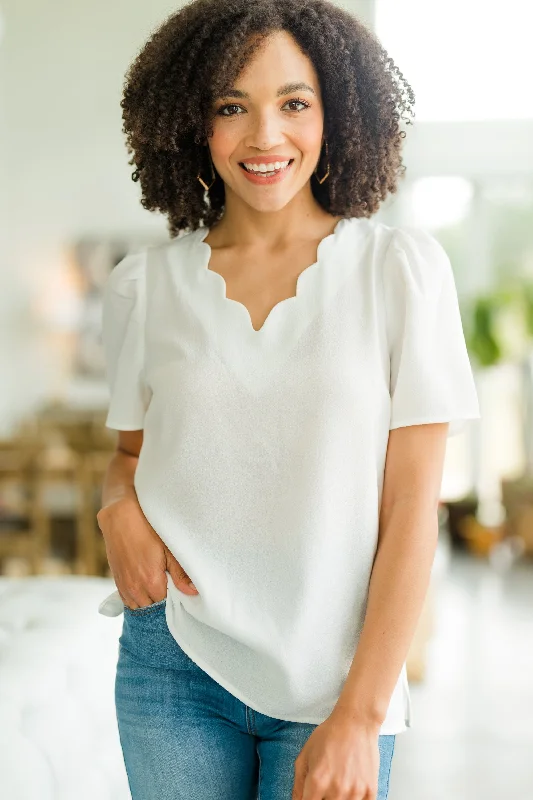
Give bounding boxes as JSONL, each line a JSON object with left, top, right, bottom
{"left": 292, "top": 421, "right": 449, "bottom": 800}
{"left": 334, "top": 420, "right": 449, "bottom": 724}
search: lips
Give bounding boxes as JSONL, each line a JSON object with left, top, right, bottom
{"left": 238, "top": 159, "right": 295, "bottom": 185}
{"left": 239, "top": 159, "right": 293, "bottom": 174}
{"left": 239, "top": 155, "right": 293, "bottom": 165}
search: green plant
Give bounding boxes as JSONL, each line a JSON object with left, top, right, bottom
{"left": 462, "top": 281, "right": 533, "bottom": 368}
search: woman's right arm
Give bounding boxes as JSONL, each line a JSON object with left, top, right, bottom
{"left": 97, "top": 430, "right": 199, "bottom": 609}
{"left": 99, "top": 429, "right": 143, "bottom": 508}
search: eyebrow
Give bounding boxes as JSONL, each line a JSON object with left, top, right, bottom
{"left": 216, "top": 82, "right": 316, "bottom": 100}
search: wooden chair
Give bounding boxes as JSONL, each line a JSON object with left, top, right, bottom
{"left": 0, "top": 434, "right": 50, "bottom": 574}
{"left": 76, "top": 447, "right": 115, "bottom": 576}
{"left": 34, "top": 404, "right": 116, "bottom": 575}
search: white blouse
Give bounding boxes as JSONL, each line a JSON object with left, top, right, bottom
{"left": 98, "top": 216, "right": 481, "bottom": 734}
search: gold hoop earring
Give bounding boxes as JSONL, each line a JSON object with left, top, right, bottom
{"left": 314, "top": 139, "right": 330, "bottom": 185}
{"left": 197, "top": 146, "right": 216, "bottom": 191}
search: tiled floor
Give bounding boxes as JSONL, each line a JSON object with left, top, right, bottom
{"left": 388, "top": 548, "right": 533, "bottom": 800}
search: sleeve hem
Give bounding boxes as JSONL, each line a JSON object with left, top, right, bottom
{"left": 105, "top": 419, "right": 145, "bottom": 431}
{"left": 389, "top": 413, "right": 481, "bottom": 437}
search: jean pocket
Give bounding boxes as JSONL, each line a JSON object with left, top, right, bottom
{"left": 123, "top": 597, "right": 167, "bottom": 615}
{"left": 119, "top": 595, "right": 198, "bottom": 671}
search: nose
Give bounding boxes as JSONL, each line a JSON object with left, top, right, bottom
{"left": 244, "top": 108, "right": 285, "bottom": 151}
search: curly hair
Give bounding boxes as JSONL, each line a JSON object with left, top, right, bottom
{"left": 121, "top": 0, "right": 415, "bottom": 238}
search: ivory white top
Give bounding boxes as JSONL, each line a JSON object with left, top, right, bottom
{"left": 98, "top": 216, "right": 481, "bottom": 734}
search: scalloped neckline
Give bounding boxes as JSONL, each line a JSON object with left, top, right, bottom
{"left": 195, "top": 217, "right": 348, "bottom": 334}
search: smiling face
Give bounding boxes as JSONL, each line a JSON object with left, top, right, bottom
{"left": 207, "top": 29, "right": 326, "bottom": 213}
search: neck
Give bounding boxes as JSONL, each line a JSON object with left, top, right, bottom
{"left": 210, "top": 186, "right": 337, "bottom": 249}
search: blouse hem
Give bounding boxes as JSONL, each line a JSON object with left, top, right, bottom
{"left": 164, "top": 604, "right": 409, "bottom": 734}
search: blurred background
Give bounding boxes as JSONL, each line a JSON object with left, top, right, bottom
{"left": 0, "top": 1, "right": 532, "bottom": 798}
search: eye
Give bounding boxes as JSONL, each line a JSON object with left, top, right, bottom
{"left": 217, "top": 104, "right": 243, "bottom": 117}
{"left": 216, "top": 98, "right": 311, "bottom": 117}
{"left": 284, "top": 98, "right": 311, "bottom": 112}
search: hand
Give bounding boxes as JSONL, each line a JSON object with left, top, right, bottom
{"left": 97, "top": 496, "right": 199, "bottom": 609}
{"left": 292, "top": 707, "right": 380, "bottom": 800}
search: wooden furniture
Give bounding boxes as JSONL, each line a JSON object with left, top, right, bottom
{"left": 35, "top": 404, "right": 116, "bottom": 575}
{"left": 501, "top": 474, "right": 533, "bottom": 556}
{"left": 76, "top": 449, "right": 114, "bottom": 576}
{"left": 0, "top": 435, "right": 49, "bottom": 574}
{"left": 0, "top": 405, "right": 116, "bottom": 577}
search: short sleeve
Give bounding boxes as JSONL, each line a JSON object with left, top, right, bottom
{"left": 101, "top": 249, "right": 152, "bottom": 430}
{"left": 383, "top": 226, "right": 481, "bottom": 438}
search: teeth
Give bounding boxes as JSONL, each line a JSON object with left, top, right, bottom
{"left": 243, "top": 160, "right": 290, "bottom": 173}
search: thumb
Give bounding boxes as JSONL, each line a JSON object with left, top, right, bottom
{"left": 165, "top": 547, "right": 198, "bottom": 593}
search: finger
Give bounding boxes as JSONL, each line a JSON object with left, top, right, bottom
{"left": 118, "top": 590, "right": 141, "bottom": 610}
{"left": 166, "top": 550, "right": 198, "bottom": 593}
{"left": 291, "top": 760, "right": 306, "bottom": 800}
{"left": 300, "top": 769, "right": 327, "bottom": 800}
{"left": 119, "top": 587, "right": 160, "bottom": 610}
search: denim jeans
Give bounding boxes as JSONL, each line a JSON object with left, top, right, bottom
{"left": 115, "top": 598, "right": 396, "bottom": 800}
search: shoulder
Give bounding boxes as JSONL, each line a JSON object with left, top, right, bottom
{"left": 338, "top": 217, "right": 398, "bottom": 267}
{"left": 384, "top": 225, "right": 451, "bottom": 292}
{"left": 104, "top": 228, "right": 203, "bottom": 300}
{"left": 158, "top": 227, "right": 204, "bottom": 260}
{"left": 380, "top": 226, "right": 460, "bottom": 348}
{"left": 335, "top": 218, "right": 451, "bottom": 280}
{"left": 104, "top": 247, "right": 148, "bottom": 301}
{"left": 338, "top": 215, "right": 384, "bottom": 246}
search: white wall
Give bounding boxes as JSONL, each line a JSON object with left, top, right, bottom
{"left": 2, "top": 1, "right": 180, "bottom": 308}
{"left": 1, "top": 1, "right": 182, "bottom": 430}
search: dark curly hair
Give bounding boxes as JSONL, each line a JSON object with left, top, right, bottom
{"left": 121, "top": 0, "right": 415, "bottom": 238}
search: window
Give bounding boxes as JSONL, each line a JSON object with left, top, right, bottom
{"left": 376, "top": 0, "right": 533, "bottom": 121}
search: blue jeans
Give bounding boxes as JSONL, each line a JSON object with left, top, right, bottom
{"left": 115, "top": 598, "right": 396, "bottom": 800}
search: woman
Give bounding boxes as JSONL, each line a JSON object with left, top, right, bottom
{"left": 97, "top": 1, "right": 480, "bottom": 798}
